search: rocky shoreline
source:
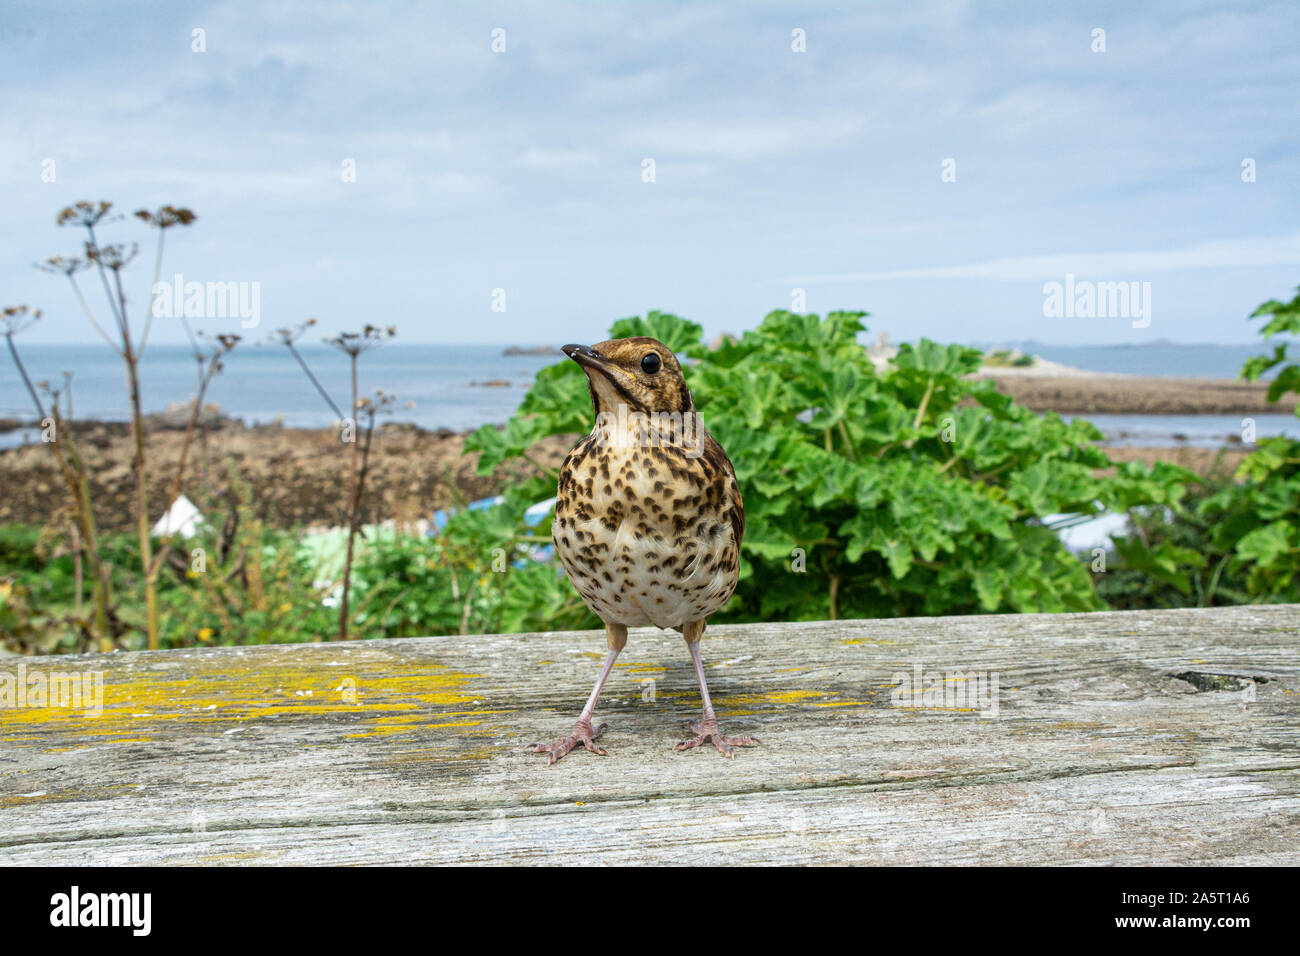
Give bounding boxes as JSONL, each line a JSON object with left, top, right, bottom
{"left": 0, "top": 421, "right": 1249, "bottom": 533}
{"left": 0, "top": 373, "right": 1280, "bottom": 531}
{"left": 979, "top": 371, "right": 1276, "bottom": 415}
{"left": 0, "top": 419, "right": 573, "bottom": 534}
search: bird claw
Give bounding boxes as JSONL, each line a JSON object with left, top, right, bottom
{"left": 674, "top": 715, "right": 759, "bottom": 758}
{"left": 529, "top": 718, "right": 609, "bottom": 764}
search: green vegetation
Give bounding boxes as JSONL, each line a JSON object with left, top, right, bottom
{"left": 983, "top": 348, "right": 1035, "bottom": 368}
{"left": 1107, "top": 286, "right": 1300, "bottom": 605}
{"left": 468, "top": 309, "right": 1196, "bottom": 621}
{"left": 4, "top": 199, "right": 401, "bottom": 652}
{"left": 3, "top": 291, "right": 1298, "bottom": 654}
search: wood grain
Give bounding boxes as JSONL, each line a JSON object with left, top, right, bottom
{"left": 2, "top": 604, "right": 1297, "bottom": 865}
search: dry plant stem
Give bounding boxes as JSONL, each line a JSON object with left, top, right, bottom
{"left": 278, "top": 335, "right": 349, "bottom": 638}
{"left": 337, "top": 356, "right": 361, "bottom": 640}
{"left": 69, "top": 522, "right": 83, "bottom": 618}
{"left": 5, "top": 332, "right": 46, "bottom": 414}
{"left": 48, "top": 441, "right": 111, "bottom": 639}
{"left": 144, "top": 358, "right": 226, "bottom": 650}
{"left": 459, "top": 574, "right": 478, "bottom": 635}
{"left": 285, "top": 342, "right": 344, "bottom": 419}
{"left": 65, "top": 276, "right": 121, "bottom": 354}
{"left": 100, "top": 231, "right": 157, "bottom": 649}
{"left": 86, "top": 226, "right": 124, "bottom": 334}
{"left": 121, "top": 334, "right": 158, "bottom": 648}
{"left": 5, "top": 332, "right": 112, "bottom": 645}
{"left": 62, "top": 427, "right": 113, "bottom": 647}
{"left": 338, "top": 402, "right": 374, "bottom": 640}
{"left": 147, "top": 359, "right": 222, "bottom": 586}
{"left": 282, "top": 325, "right": 390, "bottom": 641}
{"left": 820, "top": 552, "right": 841, "bottom": 620}
{"left": 137, "top": 229, "right": 166, "bottom": 351}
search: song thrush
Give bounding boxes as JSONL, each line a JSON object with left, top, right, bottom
{"left": 532, "top": 336, "right": 758, "bottom": 762}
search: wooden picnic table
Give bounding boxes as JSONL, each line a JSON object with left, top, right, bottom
{"left": 2, "top": 604, "right": 1297, "bottom": 865}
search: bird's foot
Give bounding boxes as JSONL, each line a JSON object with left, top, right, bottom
{"left": 529, "top": 717, "right": 609, "bottom": 764}
{"left": 674, "top": 714, "right": 759, "bottom": 758}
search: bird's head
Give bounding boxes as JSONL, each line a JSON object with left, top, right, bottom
{"left": 561, "top": 336, "right": 693, "bottom": 416}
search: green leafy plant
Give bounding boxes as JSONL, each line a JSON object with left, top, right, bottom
{"left": 1096, "top": 457, "right": 1254, "bottom": 609}
{"left": 349, "top": 517, "right": 596, "bottom": 639}
{"left": 467, "top": 309, "right": 1195, "bottom": 624}
{"left": 1110, "top": 286, "right": 1300, "bottom": 603}
{"left": 0, "top": 523, "right": 162, "bottom": 653}
{"left": 155, "top": 518, "right": 335, "bottom": 648}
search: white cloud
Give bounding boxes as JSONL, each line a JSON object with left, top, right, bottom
{"left": 623, "top": 111, "right": 866, "bottom": 162}
{"left": 784, "top": 234, "right": 1300, "bottom": 284}
{"left": 2, "top": 0, "right": 1298, "bottom": 345}
{"left": 514, "top": 147, "right": 600, "bottom": 170}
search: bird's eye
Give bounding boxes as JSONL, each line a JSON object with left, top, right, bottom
{"left": 640, "top": 352, "right": 661, "bottom": 374}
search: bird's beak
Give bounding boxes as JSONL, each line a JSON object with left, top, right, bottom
{"left": 562, "top": 344, "right": 618, "bottom": 377}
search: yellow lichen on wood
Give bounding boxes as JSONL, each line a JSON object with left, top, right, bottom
{"left": 0, "top": 653, "right": 492, "bottom": 748}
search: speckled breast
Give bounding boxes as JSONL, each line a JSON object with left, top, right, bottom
{"left": 552, "top": 429, "right": 741, "bottom": 630}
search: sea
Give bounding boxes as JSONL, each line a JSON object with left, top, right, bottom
{"left": 994, "top": 342, "right": 1285, "bottom": 380}
{"left": 1, "top": 341, "right": 1296, "bottom": 449}
{"left": 0, "top": 344, "right": 557, "bottom": 435}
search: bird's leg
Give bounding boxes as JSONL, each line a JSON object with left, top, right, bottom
{"left": 530, "top": 622, "right": 627, "bottom": 764}
{"left": 675, "top": 620, "right": 760, "bottom": 758}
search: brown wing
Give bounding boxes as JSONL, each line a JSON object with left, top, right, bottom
{"left": 701, "top": 430, "right": 744, "bottom": 549}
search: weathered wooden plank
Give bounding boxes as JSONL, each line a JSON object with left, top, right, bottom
{"left": 2, "top": 605, "right": 1297, "bottom": 865}
{"left": 4, "top": 766, "right": 1295, "bottom": 866}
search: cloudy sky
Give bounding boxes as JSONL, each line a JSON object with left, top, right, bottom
{"left": 3, "top": 0, "right": 1298, "bottom": 346}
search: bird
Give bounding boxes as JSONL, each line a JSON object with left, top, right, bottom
{"left": 532, "top": 335, "right": 758, "bottom": 763}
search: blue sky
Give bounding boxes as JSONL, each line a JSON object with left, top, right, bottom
{"left": 2, "top": 0, "right": 1298, "bottom": 346}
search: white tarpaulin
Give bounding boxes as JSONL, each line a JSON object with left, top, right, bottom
{"left": 151, "top": 494, "right": 203, "bottom": 539}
